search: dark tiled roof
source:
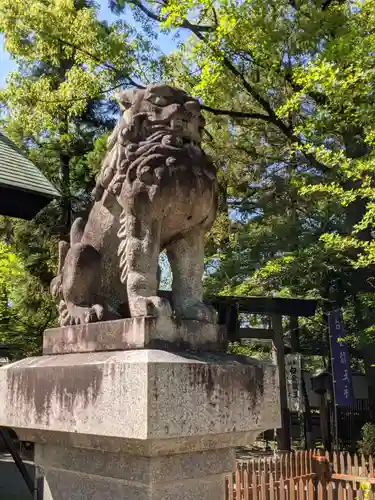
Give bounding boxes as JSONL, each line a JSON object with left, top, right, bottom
{"left": 0, "top": 132, "right": 60, "bottom": 198}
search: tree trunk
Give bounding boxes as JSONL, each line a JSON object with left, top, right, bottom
{"left": 342, "top": 127, "right": 375, "bottom": 415}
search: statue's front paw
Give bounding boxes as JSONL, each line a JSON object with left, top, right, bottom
{"left": 129, "top": 296, "right": 172, "bottom": 318}
{"left": 60, "top": 303, "right": 104, "bottom": 326}
{"left": 177, "top": 302, "right": 217, "bottom": 324}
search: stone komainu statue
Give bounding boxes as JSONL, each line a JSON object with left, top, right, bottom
{"left": 51, "top": 84, "right": 218, "bottom": 326}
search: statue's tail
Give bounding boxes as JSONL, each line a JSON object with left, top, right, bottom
{"left": 50, "top": 240, "right": 70, "bottom": 299}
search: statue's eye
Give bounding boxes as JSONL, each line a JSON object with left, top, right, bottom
{"left": 147, "top": 95, "right": 168, "bottom": 107}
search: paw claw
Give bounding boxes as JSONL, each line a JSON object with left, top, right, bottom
{"left": 59, "top": 303, "right": 106, "bottom": 326}
{"left": 92, "top": 304, "right": 104, "bottom": 320}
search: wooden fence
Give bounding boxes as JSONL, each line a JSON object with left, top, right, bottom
{"left": 226, "top": 450, "right": 375, "bottom": 500}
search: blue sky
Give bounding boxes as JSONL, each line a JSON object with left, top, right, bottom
{"left": 0, "top": 35, "right": 14, "bottom": 86}
{"left": 0, "top": 1, "right": 184, "bottom": 87}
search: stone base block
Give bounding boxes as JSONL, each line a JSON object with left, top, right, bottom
{"left": 37, "top": 444, "right": 234, "bottom": 500}
{"left": 43, "top": 317, "right": 227, "bottom": 354}
{"left": 0, "top": 318, "right": 280, "bottom": 500}
{"left": 0, "top": 349, "right": 279, "bottom": 450}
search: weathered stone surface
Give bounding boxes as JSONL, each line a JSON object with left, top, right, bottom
{"left": 43, "top": 317, "right": 227, "bottom": 355}
{"left": 50, "top": 84, "right": 218, "bottom": 326}
{"left": 37, "top": 445, "right": 230, "bottom": 500}
{"left": 35, "top": 444, "right": 235, "bottom": 483}
{"left": 0, "top": 350, "right": 280, "bottom": 454}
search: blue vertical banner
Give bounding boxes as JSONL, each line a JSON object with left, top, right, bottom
{"left": 328, "top": 310, "right": 354, "bottom": 407}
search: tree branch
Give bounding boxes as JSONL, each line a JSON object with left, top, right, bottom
{"left": 283, "top": 66, "right": 328, "bottom": 106}
{"left": 20, "top": 14, "right": 146, "bottom": 90}
{"left": 244, "top": 52, "right": 266, "bottom": 70}
{"left": 34, "top": 0, "right": 331, "bottom": 173}
{"left": 211, "top": 4, "right": 219, "bottom": 27}
{"left": 187, "top": 29, "right": 329, "bottom": 172}
{"left": 126, "top": 0, "right": 214, "bottom": 32}
{"left": 200, "top": 104, "right": 272, "bottom": 121}
{"left": 37, "top": 81, "right": 132, "bottom": 104}
{"left": 53, "top": 36, "right": 145, "bottom": 89}
{"left": 118, "top": 1, "right": 298, "bottom": 137}
{"left": 188, "top": 28, "right": 294, "bottom": 132}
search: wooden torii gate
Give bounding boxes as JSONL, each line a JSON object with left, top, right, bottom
{"left": 210, "top": 295, "right": 318, "bottom": 451}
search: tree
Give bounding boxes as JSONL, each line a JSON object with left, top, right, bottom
{"left": 108, "top": 0, "right": 375, "bottom": 403}
{"left": 0, "top": 241, "right": 53, "bottom": 358}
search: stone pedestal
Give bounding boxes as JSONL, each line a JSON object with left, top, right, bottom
{"left": 0, "top": 318, "right": 280, "bottom": 500}
{"left": 36, "top": 444, "right": 234, "bottom": 500}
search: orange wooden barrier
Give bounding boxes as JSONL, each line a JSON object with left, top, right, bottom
{"left": 226, "top": 450, "right": 375, "bottom": 500}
